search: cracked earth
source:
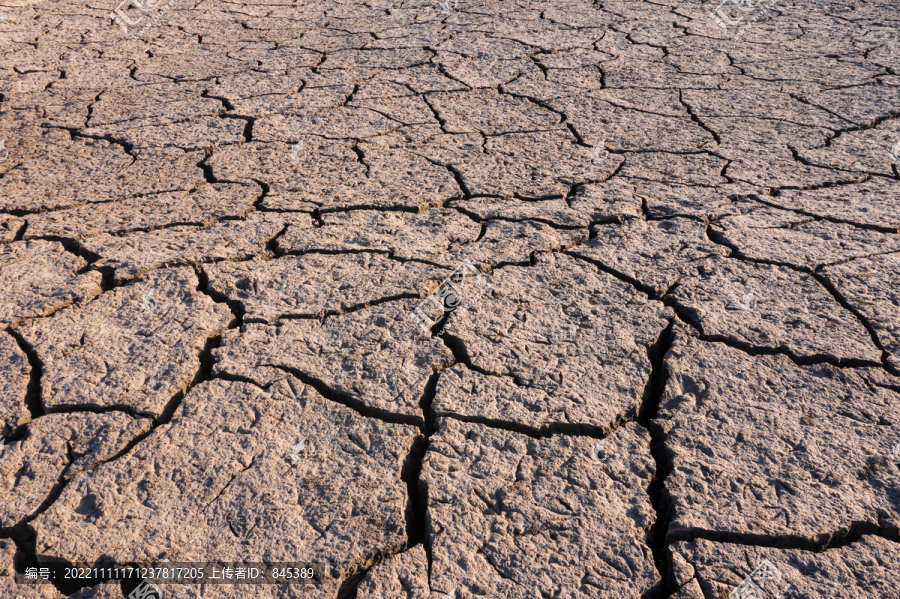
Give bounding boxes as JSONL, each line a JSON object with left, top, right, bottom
{"left": 0, "top": 0, "right": 898, "bottom": 597}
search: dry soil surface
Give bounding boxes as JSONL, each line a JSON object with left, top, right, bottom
{"left": 0, "top": 0, "right": 899, "bottom": 598}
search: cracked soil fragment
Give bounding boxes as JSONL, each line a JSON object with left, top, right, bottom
{"left": 657, "top": 324, "right": 899, "bottom": 545}
{"left": 29, "top": 378, "right": 421, "bottom": 597}
{"left": 422, "top": 418, "right": 661, "bottom": 599}
{"left": 435, "top": 252, "right": 672, "bottom": 434}
{"left": 213, "top": 299, "right": 453, "bottom": 426}
{"left": 18, "top": 267, "right": 232, "bottom": 416}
